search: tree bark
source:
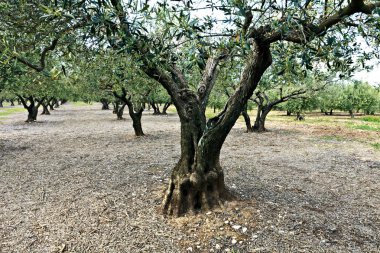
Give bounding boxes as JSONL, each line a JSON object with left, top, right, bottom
{"left": 0, "top": 99, "right": 3, "bottom": 107}
{"left": 129, "top": 109, "right": 144, "bottom": 136}
{"left": 349, "top": 110, "right": 354, "bottom": 118}
{"left": 241, "top": 106, "right": 253, "bottom": 132}
{"left": 100, "top": 99, "right": 110, "bottom": 110}
{"left": 41, "top": 103, "right": 50, "bottom": 115}
{"left": 18, "top": 95, "right": 42, "bottom": 122}
{"left": 159, "top": 43, "right": 272, "bottom": 216}
{"left": 162, "top": 101, "right": 172, "bottom": 115}
{"left": 117, "top": 103, "right": 127, "bottom": 120}
{"left": 253, "top": 108, "right": 270, "bottom": 132}
{"left": 150, "top": 101, "right": 161, "bottom": 115}
{"left": 10, "top": 100, "right": 15, "bottom": 106}
{"left": 113, "top": 88, "right": 145, "bottom": 135}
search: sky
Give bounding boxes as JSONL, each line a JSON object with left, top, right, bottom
{"left": 354, "top": 65, "right": 380, "bottom": 85}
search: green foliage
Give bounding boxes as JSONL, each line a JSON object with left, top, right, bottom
{"left": 371, "top": 143, "right": 380, "bottom": 150}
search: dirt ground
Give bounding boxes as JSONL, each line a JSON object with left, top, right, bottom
{"left": 0, "top": 104, "right": 379, "bottom": 253}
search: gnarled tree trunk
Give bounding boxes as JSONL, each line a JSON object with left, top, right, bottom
{"left": 17, "top": 95, "right": 42, "bottom": 122}
{"left": 113, "top": 88, "right": 145, "bottom": 136}
{"left": 157, "top": 43, "right": 272, "bottom": 216}
{"left": 253, "top": 108, "right": 270, "bottom": 132}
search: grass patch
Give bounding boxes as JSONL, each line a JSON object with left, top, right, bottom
{"left": 0, "top": 107, "right": 25, "bottom": 117}
{"left": 371, "top": 143, "right": 380, "bottom": 150}
{"left": 70, "top": 101, "right": 92, "bottom": 107}
{"left": 350, "top": 124, "right": 380, "bottom": 131}
{"left": 320, "top": 135, "right": 346, "bottom": 141}
{"left": 361, "top": 116, "right": 380, "bottom": 123}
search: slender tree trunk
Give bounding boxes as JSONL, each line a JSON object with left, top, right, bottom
{"left": 113, "top": 101, "right": 119, "bottom": 114}
{"left": 241, "top": 106, "right": 253, "bottom": 132}
{"left": 162, "top": 101, "right": 171, "bottom": 115}
{"left": 130, "top": 110, "right": 144, "bottom": 136}
{"left": 0, "top": 99, "right": 3, "bottom": 107}
{"left": 329, "top": 109, "right": 333, "bottom": 115}
{"left": 10, "top": 100, "right": 15, "bottom": 106}
{"left": 349, "top": 110, "right": 354, "bottom": 118}
{"left": 117, "top": 103, "right": 127, "bottom": 120}
{"left": 150, "top": 102, "right": 161, "bottom": 115}
{"left": 286, "top": 110, "right": 292, "bottom": 116}
{"left": 41, "top": 103, "right": 50, "bottom": 115}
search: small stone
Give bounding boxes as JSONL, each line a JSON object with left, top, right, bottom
{"left": 252, "top": 234, "right": 258, "bottom": 239}
{"left": 232, "top": 225, "right": 241, "bottom": 230}
{"left": 231, "top": 239, "right": 237, "bottom": 245}
{"left": 220, "top": 227, "right": 224, "bottom": 231}
{"left": 242, "top": 227, "right": 247, "bottom": 233}
{"left": 206, "top": 211, "right": 212, "bottom": 215}
{"left": 225, "top": 248, "right": 231, "bottom": 252}
{"left": 224, "top": 220, "right": 229, "bottom": 224}
{"left": 215, "top": 244, "right": 221, "bottom": 250}
{"left": 239, "top": 241, "right": 243, "bottom": 244}
{"left": 187, "top": 247, "right": 193, "bottom": 252}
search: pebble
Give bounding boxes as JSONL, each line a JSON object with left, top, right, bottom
{"left": 206, "top": 211, "right": 212, "bottom": 215}
{"left": 215, "top": 244, "right": 221, "bottom": 250}
{"left": 232, "top": 225, "right": 241, "bottom": 230}
{"left": 186, "top": 247, "right": 193, "bottom": 252}
{"left": 242, "top": 227, "right": 247, "bottom": 233}
{"left": 231, "top": 239, "right": 237, "bottom": 245}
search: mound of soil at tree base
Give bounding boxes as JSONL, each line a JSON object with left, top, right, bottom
{"left": 1, "top": 104, "right": 379, "bottom": 252}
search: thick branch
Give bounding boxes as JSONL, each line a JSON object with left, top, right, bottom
{"left": 197, "top": 57, "right": 222, "bottom": 112}
{"left": 15, "top": 38, "right": 59, "bottom": 72}
{"left": 259, "top": 0, "right": 380, "bottom": 44}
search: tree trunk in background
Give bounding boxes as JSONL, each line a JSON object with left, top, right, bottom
{"left": 113, "top": 101, "right": 119, "bottom": 114}
{"left": 253, "top": 108, "right": 270, "bottom": 132}
{"left": 241, "top": 106, "right": 253, "bottom": 132}
{"left": 130, "top": 110, "right": 144, "bottom": 136}
{"left": 117, "top": 103, "right": 127, "bottom": 120}
{"left": 286, "top": 110, "right": 292, "bottom": 116}
{"left": 54, "top": 98, "right": 60, "bottom": 108}
{"left": 349, "top": 110, "right": 354, "bottom": 118}
{"left": 101, "top": 99, "right": 110, "bottom": 110}
{"left": 162, "top": 101, "right": 172, "bottom": 115}
{"left": 41, "top": 103, "right": 50, "bottom": 115}
{"left": 17, "top": 96, "right": 42, "bottom": 123}
{"left": 150, "top": 102, "right": 161, "bottom": 115}
{"left": 0, "top": 99, "right": 3, "bottom": 107}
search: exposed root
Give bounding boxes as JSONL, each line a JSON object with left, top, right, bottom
{"left": 162, "top": 169, "right": 231, "bottom": 216}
